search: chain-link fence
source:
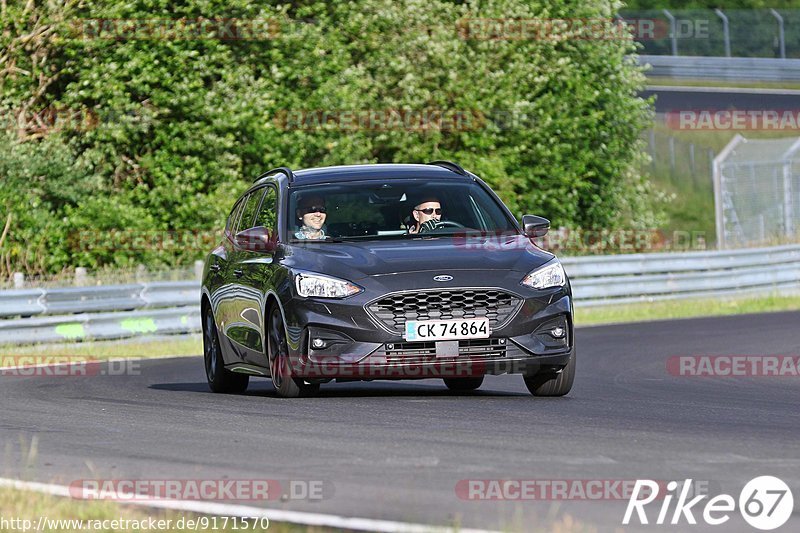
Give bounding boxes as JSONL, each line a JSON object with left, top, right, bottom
{"left": 642, "top": 123, "right": 717, "bottom": 247}
{"left": 714, "top": 136, "right": 800, "bottom": 249}
{"left": 620, "top": 9, "right": 800, "bottom": 59}
{"left": 645, "top": 125, "right": 716, "bottom": 186}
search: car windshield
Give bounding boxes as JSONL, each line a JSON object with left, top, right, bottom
{"left": 288, "top": 179, "right": 518, "bottom": 241}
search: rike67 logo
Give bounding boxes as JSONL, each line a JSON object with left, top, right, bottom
{"left": 624, "top": 477, "right": 794, "bottom": 530}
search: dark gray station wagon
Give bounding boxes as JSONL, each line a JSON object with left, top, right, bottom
{"left": 201, "top": 161, "right": 574, "bottom": 397}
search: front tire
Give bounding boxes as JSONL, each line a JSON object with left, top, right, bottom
{"left": 267, "top": 307, "right": 320, "bottom": 398}
{"left": 523, "top": 348, "right": 575, "bottom": 397}
{"left": 203, "top": 306, "right": 249, "bottom": 394}
{"left": 443, "top": 377, "right": 484, "bottom": 391}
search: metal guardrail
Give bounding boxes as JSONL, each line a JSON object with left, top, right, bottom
{"left": 638, "top": 55, "right": 800, "bottom": 81}
{"left": 561, "top": 243, "right": 800, "bottom": 305}
{"left": 0, "top": 281, "right": 202, "bottom": 345}
{"left": 0, "top": 281, "right": 198, "bottom": 319}
{"left": 1, "top": 244, "right": 799, "bottom": 344}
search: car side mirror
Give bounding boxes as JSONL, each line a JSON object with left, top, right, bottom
{"left": 234, "top": 226, "right": 278, "bottom": 253}
{"left": 522, "top": 215, "right": 550, "bottom": 238}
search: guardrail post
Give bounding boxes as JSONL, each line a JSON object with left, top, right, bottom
{"left": 708, "top": 149, "right": 715, "bottom": 186}
{"left": 75, "top": 267, "right": 88, "bottom": 286}
{"left": 669, "top": 136, "right": 676, "bottom": 177}
{"left": 714, "top": 9, "right": 731, "bottom": 58}
{"left": 770, "top": 9, "right": 786, "bottom": 59}
{"left": 783, "top": 161, "right": 794, "bottom": 237}
{"left": 194, "top": 260, "right": 204, "bottom": 281}
{"left": 713, "top": 135, "right": 746, "bottom": 249}
{"left": 13, "top": 272, "right": 24, "bottom": 289}
{"left": 663, "top": 10, "right": 678, "bottom": 56}
{"left": 136, "top": 264, "right": 147, "bottom": 282}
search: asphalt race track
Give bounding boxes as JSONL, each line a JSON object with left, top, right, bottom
{"left": 644, "top": 85, "right": 800, "bottom": 113}
{"left": 2, "top": 311, "right": 799, "bottom": 532}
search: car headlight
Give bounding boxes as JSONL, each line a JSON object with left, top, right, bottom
{"left": 521, "top": 260, "right": 566, "bottom": 290}
{"left": 295, "top": 271, "right": 363, "bottom": 298}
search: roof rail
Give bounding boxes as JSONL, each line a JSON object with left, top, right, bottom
{"left": 426, "top": 160, "right": 468, "bottom": 176}
{"left": 255, "top": 166, "right": 295, "bottom": 183}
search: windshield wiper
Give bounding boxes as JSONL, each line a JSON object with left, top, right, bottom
{"left": 410, "top": 231, "right": 462, "bottom": 239}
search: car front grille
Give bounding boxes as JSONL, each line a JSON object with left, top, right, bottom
{"left": 382, "top": 338, "right": 508, "bottom": 365}
{"left": 366, "top": 288, "right": 522, "bottom": 335}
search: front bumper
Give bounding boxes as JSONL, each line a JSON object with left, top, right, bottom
{"left": 282, "top": 278, "right": 574, "bottom": 380}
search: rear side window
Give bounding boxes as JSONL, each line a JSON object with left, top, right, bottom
{"left": 226, "top": 199, "right": 246, "bottom": 234}
{"left": 235, "top": 189, "right": 266, "bottom": 233}
{"left": 254, "top": 187, "right": 278, "bottom": 230}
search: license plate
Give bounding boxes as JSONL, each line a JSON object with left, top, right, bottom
{"left": 404, "top": 317, "right": 490, "bottom": 342}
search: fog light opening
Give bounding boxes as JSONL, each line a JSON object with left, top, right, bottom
{"left": 311, "top": 338, "right": 327, "bottom": 349}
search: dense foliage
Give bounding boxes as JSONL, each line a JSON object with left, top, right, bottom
{"left": 0, "top": 0, "right": 655, "bottom": 275}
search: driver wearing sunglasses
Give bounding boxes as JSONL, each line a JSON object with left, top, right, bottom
{"left": 407, "top": 196, "right": 443, "bottom": 234}
{"left": 295, "top": 195, "right": 328, "bottom": 240}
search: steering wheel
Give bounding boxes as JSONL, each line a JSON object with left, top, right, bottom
{"left": 433, "top": 220, "right": 466, "bottom": 229}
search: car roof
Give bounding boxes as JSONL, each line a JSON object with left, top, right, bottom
{"left": 290, "top": 164, "right": 472, "bottom": 186}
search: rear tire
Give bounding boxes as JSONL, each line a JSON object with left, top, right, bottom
{"left": 523, "top": 348, "right": 575, "bottom": 397}
{"left": 268, "top": 307, "right": 320, "bottom": 398}
{"left": 443, "top": 377, "right": 484, "bottom": 391}
{"left": 203, "top": 306, "right": 249, "bottom": 394}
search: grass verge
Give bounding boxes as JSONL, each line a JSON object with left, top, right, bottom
{"left": 576, "top": 293, "right": 800, "bottom": 326}
{"left": 647, "top": 77, "right": 800, "bottom": 91}
{"left": 0, "top": 336, "right": 201, "bottom": 360}
{"left": 0, "top": 487, "right": 326, "bottom": 532}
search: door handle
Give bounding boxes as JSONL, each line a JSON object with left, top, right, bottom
{"left": 209, "top": 264, "right": 221, "bottom": 273}
{"left": 234, "top": 269, "right": 244, "bottom": 278}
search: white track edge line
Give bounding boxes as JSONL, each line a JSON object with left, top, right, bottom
{"left": 0, "top": 478, "right": 498, "bottom": 533}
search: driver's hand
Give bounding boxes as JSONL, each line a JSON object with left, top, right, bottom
{"left": 419, "top": 219, "right": 440, "bottom": 233}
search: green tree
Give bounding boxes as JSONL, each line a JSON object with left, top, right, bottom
{"left": 0, "top": 0, "right": 656, "bottom": 275}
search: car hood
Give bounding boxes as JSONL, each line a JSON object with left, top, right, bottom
{"left": 282, "top": 235, "right": 555, "bottom": 281}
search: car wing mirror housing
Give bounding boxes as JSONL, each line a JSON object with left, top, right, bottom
{"left": 522, "top": 215, "right": 550, "bottom": 238}
{"left": 234, "top": 226, "right": 278, "bottom": 253}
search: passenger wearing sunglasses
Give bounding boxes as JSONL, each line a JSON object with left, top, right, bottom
{"left": 294, "top": 195, "right": 328, "bottom": 240}
{"left": 407, "top": 197, "right": 443, "bottom": 234}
